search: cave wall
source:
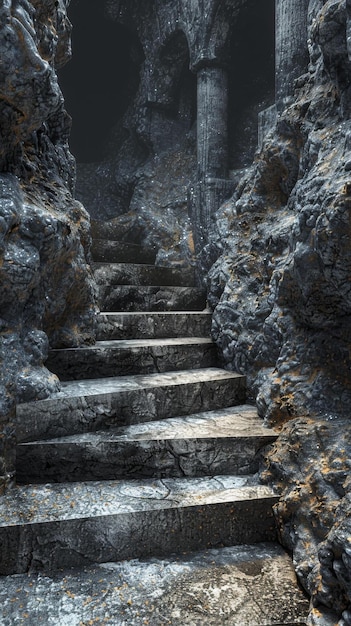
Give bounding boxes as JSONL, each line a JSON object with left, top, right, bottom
{"left": 206, "top": 0, "right": 351, "bottom": 623}
{"left": 208, "top": 0, "right": 351, "bottom": 424}
{"left": 0, "top": 0, "right": 97, "bottom": 491}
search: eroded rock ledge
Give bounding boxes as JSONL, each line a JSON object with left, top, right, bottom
{"left": 0, "top": 0, "right": 97, "bottom": 489}
{"left": 263, "top": 416, "right": 351, "bottom": 625}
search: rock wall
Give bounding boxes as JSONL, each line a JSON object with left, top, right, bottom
{"left": 206, "top": 0, "right": 351, "bottom": 622}
{"left": 208, "top": 0, "right": 351, "bottom": 423}
{"left": 0, "top": 0, "right": 97, "bottom": 491}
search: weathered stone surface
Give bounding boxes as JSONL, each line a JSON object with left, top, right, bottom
{"left": 0, "top": 543, "right": 309, "bottom": 626}
{"left": 99, "top": 284, "right": 207, "bottom": 312}
{"left": 207, "top": 0, "right": 351, "bottom": 423}
{"left": 262, "top": 416, "right": 351, "bottom": 625}
{"left": 93, "top": 262, "right": 195, "bottom": 287}
{"left": 16, "top": 405, "right": 276, "bottom": 482}
{"left": 46, "top": 337, "right": 218, "bottom": 380}
{"left": 0, "top": 0, "right": 97, "bottom": 490}
{"left": 275, "top": 0, "right": 309, "bottom": 110}
{"left": 0, "top": 476, "right": 278, "bottom": 574}
{"left": 202, "top": 2, "right": 351, "bottom": 621}
{"left": 92, "top": 239, "right": 156, "bottom": 264}
{"left": 97, "top": 311, "right": 212, "bottom": 340}
{"left": 16, "top": 369, "right": 247, "bottom": 442}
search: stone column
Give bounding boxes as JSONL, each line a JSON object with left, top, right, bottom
{"left": 275, "top": 0, "right": 309, "bottom": 111}
{"left": 197, "top": 65, "right": 229, "bottom": 181}
{"left": 189, "top": 63, "right": 234, "bottom": 262}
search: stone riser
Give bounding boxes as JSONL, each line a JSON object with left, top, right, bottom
{"left": 46, "top": 339, "right": 217, "bottom": 381}
{"left": 97, "top": 311, "right": 212, "bottom": 340}
{"left": 99, "top": 285, "right": 206, "bottom": 312}
{"left": 93, "top": 262, "right": 196, "bottom": 287}
{"left": 16, "top": 370, "right": 247, "bottom": 443}
{"left": 0, "top": 497, "right": 278, "bottom": 575}
{"left": 16, "top": 435, "right": 273, "bottom": 483}
{"left": 0, "top": 543, "right": 310, "bottom": 625}
{"left": 92, "top": 240, "right": 156, "bottom": 264}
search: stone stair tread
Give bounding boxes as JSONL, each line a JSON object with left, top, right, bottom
{"left": 0, "top": 543, "right": 309, "bottom": 626}
{"left": 99, "top": 284, "right": 206, "bottom": 312}
{"left": 0, "top": 475, "right": 279, "bottom": 574}
{"left": 50, "top": 368, "right": 244, "bottom": 400}
{"left": 23, "top": 405, "right": 276, "bottom": 443}
{"left": 16, "top": 368, "right": 246, "bottom": 443}
{"left": 0, "top": 475, "right": 276, "bottom": 526}
{"left": 91, "top": 239, "right": 156, "bottom": 264}
{"left": 100, "top": 310, "right": 212, "bottom": 315}
{"left": 47, "top": 337, "right": 218, "bottom": 380}
{"left": 16, "top": 405, "right": 277, "bottom": 482}
{"left": 49, "top": 337, "right": 214, "bottom": 351}
{"left": 93, "top": 262, "right": 196, "bottom": 287}
{"left": 97, "top": 311, "right": 212, "bottom": 340}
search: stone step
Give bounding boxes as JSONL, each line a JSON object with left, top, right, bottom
{"left": 91, "top": 218, "right": 124, "bottom": 241}
{"left": 91, "top": 239, "right": 156, "bottom": 264}
{"left": 46, "top": 337, "right": 217, "bottom": 381}
{"left": 97, "top": 310, "right": 212, "bottom": 340}
{"left": 17, "top": 406, "right": 277, "bottom": 483}
{"left": 16, "top": 368, "right": 246, "bottom": 443}
{"left": 93, "top": 262, "right": 196, "bottom": 287}
{"left": 99, "top": 284, "right": 206, "bottom": 312}
{"left": 0, "top": 543, "right": 309, "bottom": 625}
{"left": 0, "top": 476, "right": 278, "bottom": 575}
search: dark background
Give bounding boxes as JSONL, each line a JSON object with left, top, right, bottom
{"left": 58, "top": 0, "right": 138, "bottom": 162}
{"left": 59, "top": 0, "right": 275, "bottom": 167}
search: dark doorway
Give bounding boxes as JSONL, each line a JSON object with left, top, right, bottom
{"left": 58, "top": 0, "right": 144, "bottom": 163}
{"left": 228, "top": 0, "right": 276, "bottom": 170}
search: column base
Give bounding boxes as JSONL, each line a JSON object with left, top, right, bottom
{"left": 188, "top": 178, "right": 236, "bottom": 279}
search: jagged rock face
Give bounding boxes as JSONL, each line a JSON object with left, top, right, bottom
{"left": 206, "top": 0, "right": 351, "bottom": 622}
{"left": 208, "top": 0, "right": 351, "bottom": 424}
{"left": 0, "top": 0, "right": 97, "bottom": 490}
{"left": 262, "top": 416, "right": 351, "bottom": 625}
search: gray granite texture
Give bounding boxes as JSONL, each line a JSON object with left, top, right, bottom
{"left": 0, "top": 543, "right": 309, "bottom": 626}
{"left": 91, "top": 239, "right": 156, "bottom": 264}
{"left": 46, "top": 337, "right": 218, "bottom": 380}
{"left": 98, "top": 285, "right": 206, "bottom": 312}
{"left": 0, "top": 1, "right": 97, "bottom": 490}
{"left": 0, "top": 476, "right": 278, "bottom": 574}
{"left": 207, "top": 0, "right": 351, "bottom": 424}
{"left": 96, "top": 311, "right": 212, "bottom": 340}
{"left": 262, "top": 416, "right": 351, "bottom": 626}
{"left": 16, "top": 405, "right": 277, "bottom": 482}
{"left": 93, "top": 262, "right": 195, "bottom": 287}
{"left": 16, "top": 369, "right": 247, "bottom": 442}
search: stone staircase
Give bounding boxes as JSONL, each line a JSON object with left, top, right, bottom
{"left": 0, "top": 239, "right": 309, "bottom": 625}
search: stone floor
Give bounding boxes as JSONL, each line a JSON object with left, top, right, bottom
{"left": 0, "top": 544, "right": 308, "bottom": 626}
